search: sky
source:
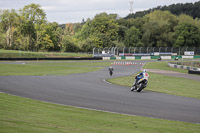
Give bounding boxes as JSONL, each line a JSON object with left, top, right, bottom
{"left": 0, "top": 0, "right": 199, "bottom": 24}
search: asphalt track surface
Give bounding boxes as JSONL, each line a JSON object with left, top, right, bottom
{"left": 0, "top": 60, "right": 200, "bottom": 124}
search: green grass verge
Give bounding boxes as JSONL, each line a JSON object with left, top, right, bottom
{"left": 0, "top": 61, "right": 113, "bottom": 76}
{"left": 107, "top": 72, "right": 200, "bottom": 99}
{"left": 29, "top": 62, "right": 112, "bottom": 67}
{"left": 0, "top": 63, "right": 103, "bottom": 76}
{"left": 143, "top": 61, "right": 188, "bottom": 73}
{"left": 0, "top": 49, "right": 92, "bottom": 58}
{"left": 108, "top": 61, "right": 200, "bottom": 99}
{"left": 1, "top": 93, "right": 199, "bottom": 133}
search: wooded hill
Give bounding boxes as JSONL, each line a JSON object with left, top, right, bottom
{"left": 0, "top": 3, "right": 200, "bottom": 52}
{"left": 126, "top": 1, "right": 200, "bottom": 19}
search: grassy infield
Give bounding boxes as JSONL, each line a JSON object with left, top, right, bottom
{"left": 0, "top": 60, "right": 200, "bottom": 132}
{"left": 0, "top": 49, "right": 92, "bottom": 58}
{"left": 0, "top": 62, "right": 110, "bottom": 76}
{"left": 108, "top": 61, "right": 200, "bottom": 99}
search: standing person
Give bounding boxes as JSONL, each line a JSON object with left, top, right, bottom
{"left": 109, "top": 66, "right": 114, "bottom": 76}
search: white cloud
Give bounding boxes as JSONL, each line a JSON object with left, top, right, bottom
{"left": 41, "top": 6, "right": 57, "bottom": 11}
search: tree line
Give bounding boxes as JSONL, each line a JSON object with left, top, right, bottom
{"left": 126, "top": 1, "right": 200, "bottom": 19}
{"left": 0, "top": 3, "right": 200, "bottom": 52}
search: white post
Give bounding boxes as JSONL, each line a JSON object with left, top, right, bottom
{"left": 129, "top": 47, "right": 131, "bottom": 54}
{"left": 159, "top": 47, "right": 162, "bottom": 53}
{"left": 123, "top": 47, "right": 125, "bottom": 55}
{"left": 93, "top": 47, "right": 96, "bottom": 57}
{"left": 140, "top": 47, "right": 142, "bottom": 53}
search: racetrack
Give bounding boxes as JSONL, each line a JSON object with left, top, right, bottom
{"left": 0, "top": 60, "right": 200, "bottom": 123}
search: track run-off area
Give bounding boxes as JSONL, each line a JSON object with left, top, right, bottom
{"left": 0, "top": 60, "right": 200, "bottom": 124}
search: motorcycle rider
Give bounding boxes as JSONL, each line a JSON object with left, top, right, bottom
{"left": 109, "top": 66, "right": 114, "bottom": 76}
{"left": 133, "top": 69, "right": 149, "bottom": 86}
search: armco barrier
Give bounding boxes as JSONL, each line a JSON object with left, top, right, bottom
{"left": 168, "top": 62, "right": 200, "bottom": 74}
{"left": 103, "top": 56, "right": 200, "bottom": 60}
{"left": 188, "top": 70, "right": 200, "bottom": 74}
{"left": 171, "top": 56, "right": 182, "bottom": 59}
{"left": 194, "top": 56, "right": 200, "bottom": 59}
{"left": 2, "top": 56, "right": 200, "bottom": 61}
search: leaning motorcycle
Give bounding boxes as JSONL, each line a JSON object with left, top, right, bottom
{"left": 131, "top": 74, "right": 148, "bottom": 92}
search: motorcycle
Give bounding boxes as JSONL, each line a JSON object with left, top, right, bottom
{"left": 157, "top": 57, "right": 161, "bottom": 61}
{"left": 131, "top": 73, "right": 149, "bottom": 92}
{"left": 174, "top": 57, "right": 179, "bottom": 61}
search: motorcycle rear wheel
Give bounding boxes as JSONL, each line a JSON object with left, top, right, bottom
{"left": 136, "top": 82, "right": 144, "bottom": 92}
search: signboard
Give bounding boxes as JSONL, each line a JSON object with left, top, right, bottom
{"left": 184, "top": 51, "right": 194, "bottom": 55}
{"left": 141, "top": 56, "right": 151, "bottom": 60}
{"left": 154, "top": 52, "right": 159, "bottom": 56}
{"left": 182, "top": 56, "right": 194, "bottom": 59}
{"left": 161, "top": 56, "right": 171, "bottom": 59}
{"left": 171, "top": 53, "right": 177, "bottom": 55}
{"left": 119, "top": 53, "right": 153, "bottom": 56}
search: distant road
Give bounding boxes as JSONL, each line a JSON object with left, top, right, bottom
{"left": 0, "top": 60, "right": 200, "bottom": 123}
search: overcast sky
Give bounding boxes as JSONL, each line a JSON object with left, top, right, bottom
{"left": 0, "top": 0, "right": 199, "bottom": 24}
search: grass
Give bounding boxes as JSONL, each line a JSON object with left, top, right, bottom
{"left": 29, "top": 61, "right": 112, "bottom": 67}
{"left": 143, "top": 61, "right": 188, "bottom": 73}
{"left": 1, "top": 61, "right": 200, "bottom": 132}
{"left": 108, "top": 61, "right": 200, "bottom": 99}
{"left": 172, "top": 61, "right": 200, "bottom": 68}
{"left": 107, "top": 72, "right": 200, "bottom": 99}
{"left": 1, "top": 93, "right": 200, "bottom": 133}
{"left": 0, "top": 63, "right": 106, "bottom": 76}
{"left": 0, "top": 61, "right": 113, "bottom": 76}
{"left": 0, "top": 49, "right": 92, "bottom": 58}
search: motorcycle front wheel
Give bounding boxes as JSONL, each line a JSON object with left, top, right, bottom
{"left": 130, "top": 86, "right": 135, "bottom": 91}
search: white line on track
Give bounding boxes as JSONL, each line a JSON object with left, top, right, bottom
{"left": 103, "top": 79, "right": 113, "bottom": 85}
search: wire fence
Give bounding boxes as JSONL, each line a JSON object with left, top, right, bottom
{"left": 93, "top": 47, "right": 200, "bottom": 57}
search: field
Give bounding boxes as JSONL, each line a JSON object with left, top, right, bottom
{"left": 0, "top": 61, "right": 200, "bottom": 133}
{"left": 0, "top": 62, "right": 111, "bottom": 76}
{"left": 1, "top": 93, "right": 200, "bottom": 133}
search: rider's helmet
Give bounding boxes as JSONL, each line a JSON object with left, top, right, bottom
{"left": 143, "top": 69, "right": 147, "bottom": 73}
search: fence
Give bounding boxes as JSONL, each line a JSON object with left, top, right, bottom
{"left": 93, "top": 47, "right": 200, "bottom": 57}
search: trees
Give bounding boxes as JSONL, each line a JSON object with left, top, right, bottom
{"left": 44, "top": 22, "right": 63, "bottom": 51}
{"left": 20, "top": 3, "right": 46, "bottom": 51}
{"left": 1, "top": 3, "right": 200, "bottom": 52}
{"left": 126, "top": 1, "right": 200, "bottom": 19}
{"left": 62, "top": 36, "right": 79, "bottom": 52}
{"left": 174, "top": 22, "right": 200, "bottom": 47}
{"left": 0, "top": 9, "right": 18, "bottom": 49}
{"left": 125, "top": 26, "right": 142, "bottom": 47}
{"left": 90, "top": 13, "right": 119, "bottom": 48}
{"left": 77, "top": 13, "right": 119, "bottom": 50}
{"left": 0, "top": 4, "right": 67, "bottom": 52}
{"left": 142, "top": 10, "right": 178, "bottom": 47}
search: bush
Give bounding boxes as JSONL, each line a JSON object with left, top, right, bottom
{"left": 62, "top": 36, "right": 80, "bottom": 52}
